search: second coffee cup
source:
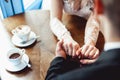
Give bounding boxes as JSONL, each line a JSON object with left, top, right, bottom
{"left": 12, "top": 25, "right": 31, "bottom": 42}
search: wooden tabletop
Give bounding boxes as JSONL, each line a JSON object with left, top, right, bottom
{"left": 0, "top": 10, "right": 56, "bottom": 80}
{"left": 0, "top": 10, "right": 105, "bottom": 80}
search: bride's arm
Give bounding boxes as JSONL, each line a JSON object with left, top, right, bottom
{"left": 79, "top": 13, "right": 100, "bottom": 64}
{"left": 84, "top": 13, "right": 99, "bottom": 46}
{"left": 51, "top": 0, "right": 63, "bottom": 20}
{"left": 50, "top": 0, "right": 80, "bottom": 57}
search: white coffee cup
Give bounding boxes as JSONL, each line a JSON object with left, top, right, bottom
{"left": 11, "top": 25, "right": 31, "bottom": 42}
{"left": 6, "top": 48, "right": 25, "bottom": 66}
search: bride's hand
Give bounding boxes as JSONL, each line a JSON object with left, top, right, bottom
{"left": 62, "top": 35, "right": 80, "bottom": 57}
{"left": 76, "top": 44, "right": 100, "bottom": 64}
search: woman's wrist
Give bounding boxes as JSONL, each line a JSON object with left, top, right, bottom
{"left": 50, "top": 18, "right": 72, "bottom": 40}
{"left": 60, "top": 31, "right": 72, "bottom": 40}
{"left": 85, "top": 40, "right": 96, "bottom": 46}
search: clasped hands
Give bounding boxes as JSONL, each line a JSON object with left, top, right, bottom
{"left": 56, "top": 39, "right": 99, "bottom": 64}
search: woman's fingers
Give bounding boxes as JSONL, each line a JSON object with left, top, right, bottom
{"left": 72, "top": 43, "right": 80, "bottom": 57}
{"left": 84, "top": 46, "right": 94, "bottom": 58}
{"left": 81, "top": 45, "right": 100, "bottom": 58}
{"left": 92, "top": 49, "right": 99, "bottom": 59}
{"left": 76, "top": 48, "right": 82, "bottom": 59}
{"left": 81, "top": 45, "right": 89, "bottom": 56}
{"left": 86, "top": 47, "right": 99, "bottom": 59}
{"left": 62, "top": 37, "right": 80, "bottom": 57}
{"left": 79, "top": 45, "right": 100, "bottom": 64}
{"left": 60, "top": 40, "right": 100, "bottom": 63}
{"left": 68, "top": 43, "right": 73, "bottom": 56}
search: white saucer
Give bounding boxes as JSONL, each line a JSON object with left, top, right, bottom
{"left": 4, "top": 54, "right": 29, "bottom": 72}
{"left": 12, "top": 31, "right": 36, "bottom": 47}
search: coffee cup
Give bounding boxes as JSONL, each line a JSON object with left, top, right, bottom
{"left": 11, "top": 25, "right": 31, "bottom": 42}
{"left": 6, "top": 48, "right": 25, "bottom": 66}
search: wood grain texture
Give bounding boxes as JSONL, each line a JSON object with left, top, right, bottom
{"left": 1, "top": 10, "right": 56, "bottom": 80}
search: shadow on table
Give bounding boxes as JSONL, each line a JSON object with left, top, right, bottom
{"left": 6, "top": 62, "right": 32, "bottom": 77}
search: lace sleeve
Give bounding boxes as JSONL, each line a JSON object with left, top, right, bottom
{"left": 50, "top": 18, "right": 71, "bottom": 40}
{"left": 84, "top": 14, "right": 100, "bottom": 45}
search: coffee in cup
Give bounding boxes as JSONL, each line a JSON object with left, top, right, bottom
{"left": 7, "top": 48, "right": 25, "bottom": 66}
{"left": 9, "top": 53, "right": 20, "bottom": 59}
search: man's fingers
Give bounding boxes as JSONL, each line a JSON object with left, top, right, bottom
{"left": 58, "top": 40, "right": 63, "bottom": 46}
{"left": 63, "top": 43, "right": 68, "bottom": 53}
{"left": 80, "top": 58, "right": 97, "bottom": 64}
{"left": 56, "top": 40, "right": 63, "bottom": 54}
{"left": 56, "top": 40, "right": 63, "bottom": 50}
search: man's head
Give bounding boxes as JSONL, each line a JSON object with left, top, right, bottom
{"left": 95, "top": 0, "right": 120, "bottom": 42}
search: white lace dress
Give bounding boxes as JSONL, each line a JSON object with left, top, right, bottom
{"left": 63, "top": 0, "right": 94, "bottom": 19}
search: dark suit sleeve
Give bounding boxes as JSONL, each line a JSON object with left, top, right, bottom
{"left": 45, "top": 57, "right": 85, "bottom": 80}
{"left": 45, "top": 50, "right": 120, "bottom": 80}
{"left": 45, "top": 57, "right": 99, "bottom": 80}
{"left": 45, "top": 57, "right": 67, "bottom": 80}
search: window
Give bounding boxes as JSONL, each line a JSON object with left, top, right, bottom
{"left": 0, "top": 7, "right": 3, "bottom": 19}
{"left": 23, "top": 0, "right": 35, "bottom": 9}
{"left": 0, "top": 0, "right": 42, "bottom": 19}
